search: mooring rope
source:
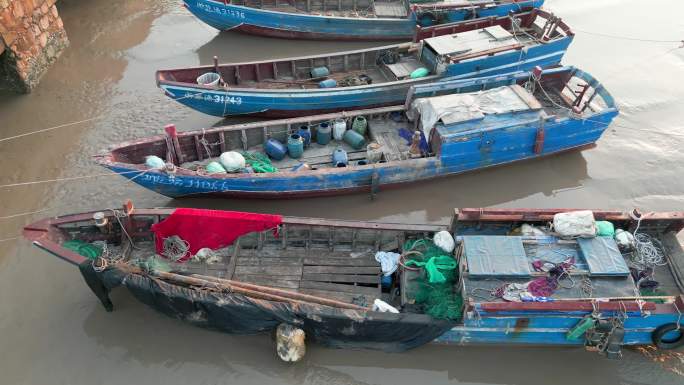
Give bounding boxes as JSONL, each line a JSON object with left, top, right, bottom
{"left": 0, "top": 117, "right": 103, "bottom": 143}
{"left": 0, "top": 208, "right": 51, "bottom": 220}
{"left": 0, "top": 168, "right": 153, "bottom": 189}
{"left": 572, "top": 28, "right": 684, "bottom": 44}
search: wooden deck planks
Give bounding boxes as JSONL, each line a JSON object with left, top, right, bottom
{"left": 299, "top": 280, "right": 380, "bottom": 295}
{"left": 229, "top": 243, "right": 382, "bottom": 300}
{"left": 302, "top": 265, "right": 380, "bottom": 274}
{"left": 302, "top": 273, "right": 379, "bottom": 284}
{"left": 302, "top": 256, "right": 377, "bottom": 266}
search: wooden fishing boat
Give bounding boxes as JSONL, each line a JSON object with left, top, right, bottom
{"left": 182, "top": 0, "right": 544, "bottom": 41}
{"left": 102, "top": 66, "right": 616, "bottom": 199}
{"left": 157, "top": 9, "right": 572, "bottom": 117}
{"left": 24, "top": 205, "right": 684, "bottom": 359}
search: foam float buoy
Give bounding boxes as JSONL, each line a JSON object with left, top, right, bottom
{"left": 276, "top": 323, "right": 306, "bottom": 362}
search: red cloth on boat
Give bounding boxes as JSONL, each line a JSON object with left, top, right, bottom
{"left": 151, "top": 208, "right": 282, "bottom": 262}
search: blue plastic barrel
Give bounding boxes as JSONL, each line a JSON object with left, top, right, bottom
{"left": 319, "top": 79, "right": 337, "bottom": 88}
{"left": 298, "top": 125, "right": 311, "bottom": 147}
{"left": 381, "top": 274, "right": 393, "bottom": 289}
{"left": 311, "top": 66, "right": 330, "bottom": 78}
{"left": 343, "top": 129, "right": 366, "bottom": 150}
{"left": 316, "top": 122, "right": 332, "bottom": 145}
{"left": 287, "top": 134, "right": 304, "bottom": 159}
{"left": 332, "top": 147, "right": 348, "bottom": 167}
{"left": 264, "top": 138, "right": 287, "bottom": 161}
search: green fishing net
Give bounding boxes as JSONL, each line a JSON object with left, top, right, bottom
{"left": 242, "top": 152, "right": 278, "bottom": 173}
{"left": 133, "top": 256, "right": 171, "bottom": 273}
{"left": 404, "top": 239, "right": 463, "bottom": 320}
{"left": 63, "top": 240, "right": 102, "bottom": 260}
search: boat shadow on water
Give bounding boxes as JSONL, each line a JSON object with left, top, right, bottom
{"left": 80, "top": 293, "right": 656, "bottom": 385}
{"left": 170, "top": 150, "right": 589, "bottom": 223}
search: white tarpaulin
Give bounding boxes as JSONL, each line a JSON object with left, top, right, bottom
{"left": 409, "top": 85, "right": 532, "bottom": 139}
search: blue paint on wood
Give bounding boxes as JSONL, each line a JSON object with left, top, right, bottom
{"left": 183, "top": 0, "right": 544, "bottom": 40}
{"left": 162, "top": 3, "right": 564, "bottom": 118}
{"left": 108, "top": 67, "right": 618, "bottom": 199}
{"left": 434, "top": 312, "right": 680, "bottom": 346}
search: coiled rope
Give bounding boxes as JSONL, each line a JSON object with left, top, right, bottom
{"left": 631, "top": 216, "right": 668, "bottom": 268}
{"left": 162, "top": 235, "right": 190, "bottom": 262}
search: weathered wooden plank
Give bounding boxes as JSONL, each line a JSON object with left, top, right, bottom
{"left": 284, "top": 217, "right": 446, "bottom": 232}
{"left": 303, "top": 265, "right": 380, "bottom": 274}
{"left": 302, "top": 273, "right": 379, "bottom": 284}
{"left": 235, "top": 265, "right": 303, "bottom": 275}
{"left": 300, "top": 280, "right": 379, "bottom": 295}
{"left": 303, "top": 257, "right": 378, "bottom": 266}
{"left": 235, "top": 274, "right": 300, "bottom": 289}
{"left": 297, "top": 288, "right": 367, "bottom": 304}
{"left": 225, "top": 238, "right": 240, "bottom": 279}
{"left": 237, "top": 257, "right": 304, "bottom": 266}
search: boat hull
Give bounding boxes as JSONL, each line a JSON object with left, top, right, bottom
{"left": 73, "top": 242, "right": 681, "bottom": 350}
{"left": 182, "top": 0, "right": 544, "bottom": 41}
{"left": 105, "top": 110, "right": 616, "bottom": 199}
{"left": 159, "top": 36, "right": 571, "bottom": 118}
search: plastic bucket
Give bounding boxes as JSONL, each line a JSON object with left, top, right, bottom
{"left": 265, "top": 138, "right": 287, "bottom": 161}
{"left": 316, "top": 122, "right": 332, "bottom": 145}
{"left": 197, "top": 72, "right": 221, "bottom": 86}
{"left": 333, "top": 118, "right": 346, "bottom": 141}
{"left": 332, "top": 147, "right": 348, "bottom": 167}
{"left": 287, "top": 134, "right": 304, "bottom": 159}
{"left": 343, "top": 129, "right": 366, "bottom": 150}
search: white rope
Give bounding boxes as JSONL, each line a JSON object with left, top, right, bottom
{"left": 0, "top": 208, "right": 50, "bottom": 220}
{"left": 572, "top": 28, "right": 683, "bottom": 44}
{"left": 0, "top": 236, "right": 19, "bottom": 243}
{"left": 631, "top": 217, "right": 668, "bottom": 268}
{"left": 0, "top": 117, "right": 103, "bottom": 143}
{"left": 0, "top": 168, "right": 152, "bottom": 189}
{"left": 162, "top": 235, "right": 190, "bottom": 262}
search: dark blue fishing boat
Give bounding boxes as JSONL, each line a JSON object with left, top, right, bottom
{"left": 24, "top": 205, "right": 684, "bottom": 360}
{"left": 182, "top": 0, "right": 544, "bottom": 41}
{"left": 101, "top": 66, "right": 616, "bottom": 199}
{"left": 157, "top": 9, "right": 572, "bottom": 117}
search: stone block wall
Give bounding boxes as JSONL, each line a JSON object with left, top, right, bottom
{"left": 0, "top": 0, "right": 69, "bottom": 92}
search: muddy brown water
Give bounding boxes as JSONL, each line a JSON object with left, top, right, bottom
{"left": 1, "top": 0, "right": 684, "bottom": 383}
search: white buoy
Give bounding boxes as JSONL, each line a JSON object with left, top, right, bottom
{"left": 276, "top": 323, "right": 306, "bottom": 362}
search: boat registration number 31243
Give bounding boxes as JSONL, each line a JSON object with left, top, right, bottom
{"left": 183, "top": 92, "right": 243, "bottom": 105}
{"left": 196, "top": 2, "right": 246, "bottom": 19}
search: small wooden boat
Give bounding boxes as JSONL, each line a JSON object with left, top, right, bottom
{"left": 157, "top": 9, "right": 572, "bottom": 117}
{"left": 182, "top": 0, "right": 544, "bottom": 41}
{"left": 24, "top": 205, "right": 684, "bottom": 359}
{"left": 102, "top": 66, "right": 616, "bottom": 199}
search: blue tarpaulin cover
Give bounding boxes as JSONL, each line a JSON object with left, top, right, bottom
{"left": 463, "top": 236, "right": 531, "bottom": 277}
{"left": 578, "top": 237, "right": 630, "bottom": 276}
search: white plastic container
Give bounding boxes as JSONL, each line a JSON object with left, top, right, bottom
{"left": 196, "top": 72, "right": 221, "bottom": 87}
{"left": 333, "top": 118, "right": 346, "bottom": 141}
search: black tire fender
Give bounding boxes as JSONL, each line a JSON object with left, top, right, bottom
{"left": 652, "top": 323, "right": 684, "bottom": 350}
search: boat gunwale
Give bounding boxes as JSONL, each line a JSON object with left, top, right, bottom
{"left": 157, "top": 9, "right": 561, "bottom": 93}
{"left": 196, "top": 0, "right": 539, "bottom": 21}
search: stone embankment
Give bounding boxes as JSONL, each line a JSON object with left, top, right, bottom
{"left": 0, "top": 0, "right": 69, "bottom": 92}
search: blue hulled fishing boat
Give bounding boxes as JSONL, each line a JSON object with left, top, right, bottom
{"left": 157, "top": 9, "right": 572, "bottom": 117}
{"left": 182, "top": 0, "right": 544, "bottom": 41}
{"left": 24, "top": 205, "right": 684, "bottom": 360}
{"left": 102, "top": 66, "right": 616, "bottom": 199}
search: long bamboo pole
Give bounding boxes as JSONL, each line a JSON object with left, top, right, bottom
{"left": 116, "top": 264, "right": 368, "bottom": 311}
{"left": 193, "top": 274, "right": 369, "bottom": 310}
